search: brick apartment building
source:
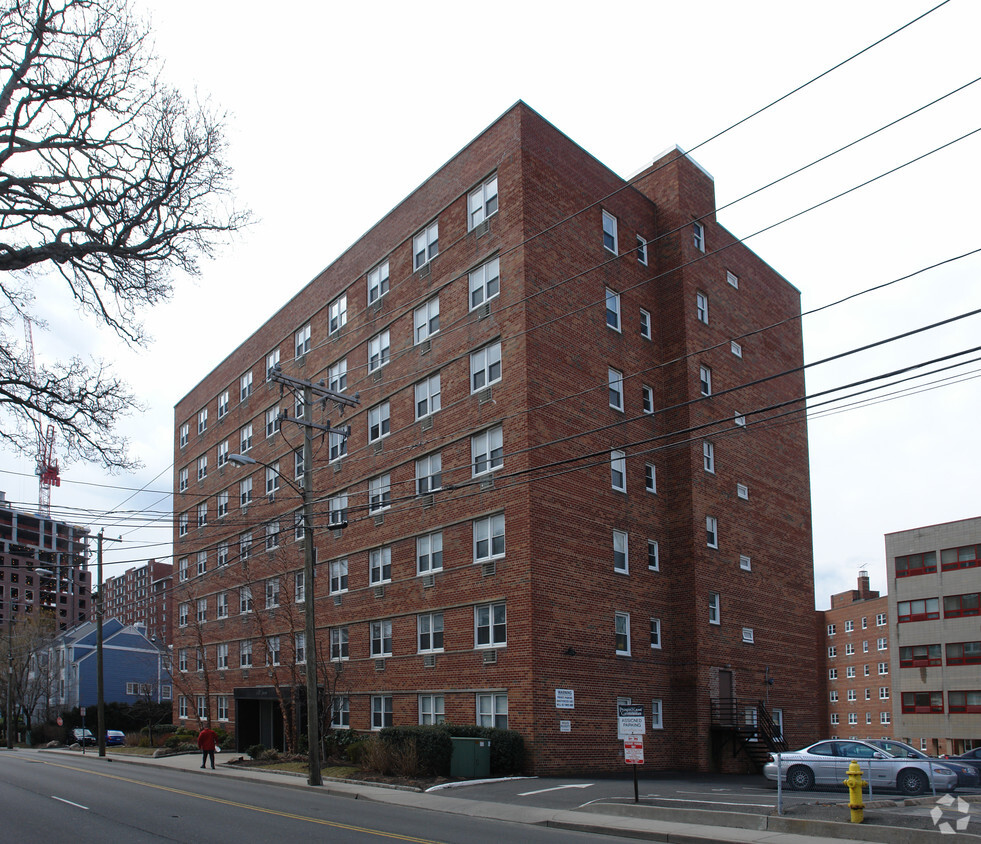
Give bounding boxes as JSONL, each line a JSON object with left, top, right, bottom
{"left": 171, "top": 102, "right": 818, "bottom": 773}
{"left": 819, "top": 571, "right": 893, "bottom": 740}
{"left": 0, "top": 491, "right": 91, "bottom": 631}
{"left": 104, "top": 559, "right": 174, "bottom": 645}
{"left": 886, "top": 516, "right": 981, "bottom": 756}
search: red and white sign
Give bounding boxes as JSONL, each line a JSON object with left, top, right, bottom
{"left": 624, "top": 736, "right": 644, "bottom": 764}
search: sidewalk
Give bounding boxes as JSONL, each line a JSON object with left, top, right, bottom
{"left": 32, "top": 747, "right": 973, "bottom": 843}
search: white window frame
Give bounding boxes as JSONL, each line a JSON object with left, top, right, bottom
{"left": 650, "top": 699, "right": 663, "bottom": 729}
{"left": 650, "top": 617, "right": 661, "bottom": 649}
{"left": 329, "top": 294, "right": 347, "bottom": 334}
{"left": 608, "top": 368, "right": 624, "bottom": 410}
{"left": 371, "top": 696, "right": 394, "bottom": 730}
{"left": 197, "top": 408, "right": 208, "bottom": 434}
{"left": 265, "top": 577, "right": 280, "bottom": 609}
{"left": 265, "top": 462, "right": 280, "bottom": 496}
{"left": 645, "top": 463, "right": 656, "bottom": 493}
{"left": 240, "top": 371, "right": 253, "bottom": 402}
{"left": 179, "top": 423, "right": 189, "bottom": 448}
{"left": 696, "top": 291, "right": 709, "bottom": 324}
{"left": 216, "top": 592, "right": 229, "bottom": 619}
{"left": 613, "top": 529, "right": 629, "bottom": 573}
{"left": 469, "top": 257, "right": 500, "bottom": 310}
{"left": 647, "top": 539, "right": 659, "bottom": 571}
{"left": 367, "top": 330, "right": 390, "bottom": 372}
{"left": 602, "top": 210, "right": 618, "bottom": 254}
{"left": 413, "top": 220, "right": 438, "bottom": 270}
{"left": 415, "top": 452, "right": 442, "bottom": 495}
{"left": 240, "top": 476, "right": 253, "bottom": 507}
{"left": 294, "top": 631, "right": 306, "bottom": 664}
{"left": 367, "top": 401, "right": 391, "bottom": 443}
{"left": 709, "top": 591, "right": 721, "bottom": 625}
{"left": 367, "top": 259, "right": 390, "bottom": 304}
{"left": 640, "top": 308, "right": 651, "bottom": 340}
{"left": 328, "top": 359, "right": 347, "bottom": 392}
{"left": 606, "top": 288, "right": 621, "bottom": 331}
{"left": 703, "top": 441, "right": 715, "bottom": 473}
{"left": 475, "top": 602, "right": 507, "bottom": 648}
{"left": 417, "top": 612, "right": 444, "bottom": 653}
{"left": 470, "top": 342, "right": 502, "bottom": 392}
{"left": 468, "top": 174, "right": 498, "bottom": 229}
{"left": 197, "top": 455, "right": 207, "bottom": 481}
{"left": 295, "top": 323, "right": 311, "bottom": 358}
{"left": 369, "top": 547, "right": 392, "bottom": 585}
{"left": 329, "top": 559, "right": 348, "bottom": 595}
{"left": 642, "top": 385, "right": 654, "bottom": 414}
{"left": 240, "top": 639, "right": 253, "bottom": 667}
{"left": 266, "top": 349, "right": 279, "bottom": 381}
{"left": 419, "top": 693, "right": 445, "bottom": 726}
{"left": 265, "top": 406, "right": 280, "bottom": 439}
{"left": 331, "top": 695, "right": 350, "bottom": 728}
{"left": 240, "top": 423, "right": 253, "bottom": 453}
{"left": 474, "top": 513, "right": 505, "bottom": 562}
{"left": 693, "top": 221, "right": 705, "bottom": 252}
{"left": 216, "top": 490, "right": 228, "bottom": 519}
{"left": 636, "top": 235, "right": 648, "bottom": 265}
{"left": 699, "top": 365, "right": 712, "bottom": 397}
{"left": 611, "top": 449, "right": 626, "bottom": 492}
{"left": 417, "top": 531, "right": 444, "bottom": 574}
{"left": 179, "top": 467, "right": 188, "bottom": 492}
{"left": 476, "top": 692, "right": 508, "bottom": 729}
{"left": 615, "top": 611, "right": 631, "bottom": 655}
{"left": 706, "top": 516, "right": 718, "bottom": 549}
{"left": 330, "top": 627, "right": 349, "bottom": 661}
{"left": 368, "top": 474, "right": 391, "bottom": 513}
{"left": 328, "top": 492, "right": 348, "bottom": 528}
{"left": 471, "top": 425, "right": 503, "bottom": 476}
{"left": 370, "top": 620, "right": 393, "bottom": 658}
{"left": 414, "top": 373, "right": 441, "bottom": 419}
{"left": 414, "top": 297, "right": 440, "bottom": 344}
{"left": 218, "top": 390, "right": 229, "bottom": 419}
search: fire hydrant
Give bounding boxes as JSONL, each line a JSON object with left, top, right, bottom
{"left": 843, "top": 760, "right": 867, "bottom": 823}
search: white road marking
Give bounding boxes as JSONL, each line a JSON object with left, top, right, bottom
{"left": 51, "top": 796, "right": 89, "bottom": 810}
{"left": 518, "top": 783, "right": 593, "bottom": 796}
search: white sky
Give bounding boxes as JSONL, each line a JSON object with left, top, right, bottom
{"left": 2, "top": 0, "right": 979, "bottom": 609}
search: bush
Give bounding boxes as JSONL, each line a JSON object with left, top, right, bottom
{"left": 258, "top": 748, "right": 281, "bottom": 762}
{"left": 247, "top": 743, "right": 266, "bottom": 760}
{"left": 442, "top": 724, "right": 524, "bottom": 774}
{"left": 361, "top": 737, "right": 390, "bottom": 773}
{"left": 379, "top": 726, "right": 453, "bottom": 776}
{"left": 325, "top": 729, "right": 360, "bottom": 758}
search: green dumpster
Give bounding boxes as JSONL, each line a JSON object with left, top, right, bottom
{"left": 450, "top": 736, "right": 491, "bottom": 778}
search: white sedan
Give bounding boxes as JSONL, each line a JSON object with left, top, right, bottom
{"left": 763, "top": 739, "right": 957, "bottom": 796}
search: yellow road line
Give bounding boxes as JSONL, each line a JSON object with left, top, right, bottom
{"left": 38, "top": 759, "right": 441, "bottom": 843}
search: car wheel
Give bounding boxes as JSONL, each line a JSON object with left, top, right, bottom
{"left": 787, "top": 765, "right": 815, "bottom": 791}
{"left": 898, "top": 769, "right": 928, "bottom": 796}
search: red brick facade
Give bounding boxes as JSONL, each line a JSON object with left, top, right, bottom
{"left": 104, "top": 559, "right": 173, "bottom": 645}
{"left": 172, "top": 103, "right": 817, "bottom": 773}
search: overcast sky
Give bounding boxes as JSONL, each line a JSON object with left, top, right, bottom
{"left": 2, "top": 0, "right": 979, "bottom": 608}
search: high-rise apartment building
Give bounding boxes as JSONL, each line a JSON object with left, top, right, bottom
{"left": 171, "top": 103, "right": 817, "bottom": 773}
{"left": 886, "top": 516, "right": 981, "bottom": 756}
{"left": 819, "top": 571, "right": 893, "bottom": 739}
{"left": 104, "top": 559, "right": 174, "bottom": 645}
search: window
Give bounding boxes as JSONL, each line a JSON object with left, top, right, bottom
{"left": 739, "top": 554, "right": 752, "bottom": 571}
{"left": 419, "top": 694, "right": 445, "bottom": 726}
{"left": 179, "top": 467, "right": 188, "bottom": 492}
{"left": 876, "top": 613, "right": 887, "bottom": 626}
{"left": 474, "top": 514, "right": 505, "bottom": 562}
{"left": 472, "top": 426, "right": 504, "bottom": 476}
{"left": 828, "top": 623, "right": 837, "bottom": 635}
{"left": 240, "top": 639, "right": 253, "bottom": 668}
{"left": 897, "top": 598, "right": 940, "bottom": 622}
{"left": 330, "top": 627, "right": 349, "bottom": 661}
{"left": 830, "top": 713, "right": 839, "bottom": 725}
{"left": 636, "top": 235, "right": 648, "bottom": 265}
{"left": 845, "top": 643, "right": 854, "bottom": 655}
{"left": 709, "top": 592, "right": 720, "bottom": 624}
{"left": 196, "top": 503, "right": 207, "bottom": 528}
{"left": 217, "top": 592, "right": 229, "bottom": 619}
{"left": 734, "top": 412, "right": 746, "bottom": 427}
{"left": 367, "top": 260, "right": 389, "bottom": 304}
{"left": 415, "top": 373, "right": 441, "bottom": 419}
{"left": 197, "top": 455, "right": 207, "bottom": 481}
{"left": 896, "top": 551, "right": 938, "bottom": 577}
{"left": 864, "top": 664, "right": 870, "bottom": 676}
{"left": 329, "top": 492, "right": 348, "bottom": 528}
{"left": 726, "top": 270, "right": 739, "bottom": 288}
{"left": 217, "top": 439, "right": 229, "bottom": 468}
{"left": 828, "top": 646, "right": 837, "bottom": 658}
{"left": 608, "top": 368, "right": 624, "bottom": 410}
{"left": 615, "top": 612, "right": 630, "bottom": 655}
{"left": 475, "top": 602, "right": 506, "bottom": 647}
{"left": 731, "top": 340, "right": 743, "bottom": 358}
{"left": 611, "top": 449, "right": 626, "bottom": 492}
{"left": 239, "top": 531, "right": 252, "bottom": 561}
{"left": 417, "top": 531, "right": 443, "bottom": 574}
{"left": 214, "top": 491, "right": 228, "bottom": 522}
{"left": 863, "top": 640, "right": 869, "bottom": 653}
{"left": 696, "top": 291, "right": 709, "bottom": 324}
{"left": 414, "top": 297, "right": 440, "bottom": 344}
{"left": 293, "top": 631, "right": 305, "bottom": 664}
{"left": 879, "top": 687, "right": 890, "bottom": 700}
{"left": 368, "top": 474, "right": 391, "bottom": 512}
{"left": 240, "top": 371, "right": 253, "bottom": 402}
{"left": 848, "top": 713, "right": 858, "bottom": 726}
{"left": 331, "top": 695, "right": 350, "bottom": 728}
{"left": 650, "top": 618, "right": 661, "bottom": 649}
{"left": 329, "top": 294, "right": 347, "bottom": 334}
{"left": 416, "top": 452, "right": 442, "bottom": 494}
{"left": 644, "top": 463, "right": 656, "bottom": 493}
{"left": 418, "top": 612, "right": 444, "bottom": 652}
{"left": 844, "top": 620, "right": 854, "bottom": 632}
{"left": 239, "top": 586, "right": 253, "bottom": 614}
{"left": 699, "top": 365, "right": 712, "bottom": 396}
{"left": 706, "top": 516, "right": 718, "bottom": 549}
{"left": 877, "top": 637, "right": 887, "bottom": 650}
{"left": 471, "top": 342, "right": 502, "bottom": 392}
{"left": 469, "top": 257, "right": 500, "bottom": 310}
{"left": 901, "top": 691, "right": 944, "bottom": 714}
{"left": 941, "top": 543, "right": 981, "bottom": 572}
{"left": 370, "top": 547, "right": 391, "bottom": 585}
{"left": 218, "top": 390, "right": 229, "bottom": 419}
{"left": 328, "top": 359, "right": 347, "bottom": 393}
{"left": 880, "top": 712, "right": 890, "bottom": 725}
{"left": 292, "top": 448, "right": 305, "bottom": 482}
{"left": 862, "top": 617, "right": 868, "bottom": 629}
{"left": 413, "top": 221, "right": 438, "bottom": 269}
{"left": 240, "top": 476, "right": 253, "bottom": 507}
{"left": 367, "top": 402, "right": 390, "bottom": 443}
{"left": 329, "top": 559, "right": 348, "bottom": 594}
{"left": 265, "top": 577, "right": 280, "bottom": 609}
{"left": 640, "top": 308, "right": 651, "bottom": 340}
{"left": 846, "top": 666, "right": 856, "bottom": 678}
{"left": 830, "top": 690, "right": 838, "bottom": 702}
{"left": 370, "top": 620, "right": 393, "bottom": 657}
{"left": 266, "top": 349, "right": 280, "bottom": 381}
{"left": 216, "top": 643, "right": 228, "bottom": 670}
{"left": 329, "top": 429, "right": 347, "bottom": 462}
{"left": 693, "top": 221, "right": 705, "bottom": 252}
{"left": 178, "top": 602, "right": 189, "bottom": 627}
{"left": 605, "top": 288, "right": 621, "bottom": 331}
{"left": 194, "top": 550, "right": 206, "bottom": 576}
{"left": 468, "top": 174, "right": 498, "bottom": 229}
{"left": 476, "top": 692, "right": 508, "bottom": 729}
{"left": 846, "top": 689, "right": 857, "bottom": 702}
{"left": 703, "top": 441, "right": 715, "bottom": 473}
{"left": 829, "top": 668, "right": 837, "bottom": 680}
{"left": 602, "top": 210, "right": 618, "bottom": 253}
{"left": 295, "top": 324, "right": 311, "bottom": 357}
{"left": 369, "top": 696, "right": 394, "bottom": 730}
{"left": 736, "top": 483, "right": 748, "bottom": 500}
{"left": 198, "top": 408, "right": 208, "bottom": 434}
{"left": 947, "top": 691, "right": 981, "bottom": 713}
{"left": 293, "top": 571, "right": 305, "bottom": 604}
{"left": 647, "top": 540, "right": 659, "bottom": 571}
{"left": 264, "top": 520, "right": 280, "bottom": 550}
{"left": 367, "top": 330, "right": 390, "bottom": 372}
{"left": 240, "top": 423, "right": 253, "bottom": 453}
{"left": 613, "top": 530, "right": 628, "bottom": 573}
{"left": 945, "top": 641, "right": 981, "bottom": 665}
{"left": 266, "top": 636, "right": 281, "bottom": 666}
{"left": 265, "top": 406, "right": 280, "bottom": 439}
{"left": 265, "top": 462, "right": 280, "bottom": 496}
{"left": 944, "top": 592, "right": 981, "bottom": 619}
{"left": 179, "top": 423, "right": 189, "bottom": 448}
{"left": 742, "top": 628, "right": 754, "bottom": 643}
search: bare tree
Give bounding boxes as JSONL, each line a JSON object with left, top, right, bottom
{"left": 0, "top": 0, "right": 250, "bottom": 468}
{"left": 7, "top": 611, "right": 58, "bottom": 735}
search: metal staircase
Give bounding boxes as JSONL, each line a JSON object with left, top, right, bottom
{"left": 710, "top": 697, "right": 788, "bottom": 771}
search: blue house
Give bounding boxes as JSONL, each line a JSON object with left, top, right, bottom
{"left": 34, "top": 618, "right": 172, "bottom": 715}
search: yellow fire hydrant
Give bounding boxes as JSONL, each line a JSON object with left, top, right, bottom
{"left": 843, "top": 760, "right": 867, "bottom": 823}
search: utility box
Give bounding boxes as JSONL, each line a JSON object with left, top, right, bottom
{"left": 450, "top": 737, "right": 491, "bottom": 778}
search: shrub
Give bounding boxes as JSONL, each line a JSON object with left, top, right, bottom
{"left": 259, "top": 748, "right": 280, "bottom": 762}
{"left": 378, "top": 726, "right": 453, "bottom": 776}
{"left": 344, "top": 740, "right": 368, "bottom": 765}
{"left": 247, "top": 743, "right": 266, "bottom": 760}
{"left": 361, "top": 736, "right": 390, "bottom": 774}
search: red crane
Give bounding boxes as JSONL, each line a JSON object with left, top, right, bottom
{"left": 23, "top": 318, "right": 60, "bottom": 516}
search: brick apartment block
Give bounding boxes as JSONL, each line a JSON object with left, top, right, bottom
{"left": 171, "top": 102, "right": 818, "bottom": 774}
{"left": 104, "top": 559, "right": 174, "bottom": 646}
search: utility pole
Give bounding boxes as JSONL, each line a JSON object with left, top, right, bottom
{"left": 96, "top": 531, "right": 121, "bottom": 758}
{"left": 269, "top": 365, "right": 357, "bottom": 787}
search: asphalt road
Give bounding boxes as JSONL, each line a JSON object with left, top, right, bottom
{"left": 0, "top": 753, "right": 646, "bottom": 844}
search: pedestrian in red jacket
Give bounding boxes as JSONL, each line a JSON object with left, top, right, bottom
{"left": 197, "top": 727, "right": 218, "bottom": 770}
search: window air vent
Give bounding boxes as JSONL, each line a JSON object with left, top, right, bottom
{"left": 422, "top": 574, "right": 435, "bottom": 589}
{"left": 374, "top": 585, "right": 385, "bottom": 599}
{"left": 474, "top": 219, "right": 490, "bottom": 238}
{"left": 420, "top": 416, "right": 433, "bottom": 431}
{"left": 420, "top": 338, "right": 431, "bottom": 355}
{"left": 480, "top": 477, "right": 494, "bottom": 492}
{"left": 423, "top": 654, "right": 436, "bottom": 668}
{"left": 482, "top": 649, "right": 497, "bottom": 665}
{"left": 482, "top": 561, "right": 496, "bottom": 577}
{"left": 375, "top": 659, "right": 386, "bottom": 671}
{"left": 374, "top": 514, "right": 384, "bottom": 527}
{"left": 477, "top": 301, "right": 491, "bottom": 320}
{"left": 333, "top": 595, "right": 342, "bottom": 606}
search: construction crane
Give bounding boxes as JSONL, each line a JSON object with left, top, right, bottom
{"left": 23, "top": 318, "right": 60, "bottom": 516}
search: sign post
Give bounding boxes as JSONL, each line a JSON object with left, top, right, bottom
{"left": 617, "top": 705, "right": 645, "bottom": 803}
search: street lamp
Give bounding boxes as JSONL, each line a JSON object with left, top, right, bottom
{"left": 4, "top": 566, "right": 53, "bottom": 750}
{"left": 228, "top": 451, "right": 342, "bottom": 786}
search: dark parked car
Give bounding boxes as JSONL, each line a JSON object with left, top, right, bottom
{"left": 947, "top": 747, "right": 981, "bottom": 776}
{"left": 71, "top": 728, "right": 96, "bottom": 746}
{"left": 866, "top": 739, "right": 980, "bottom": 789}
{"left": 105, "top": 730, "right": 126, "bottom": 747}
